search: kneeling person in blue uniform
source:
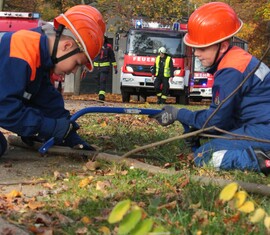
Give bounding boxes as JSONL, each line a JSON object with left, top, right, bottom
{"left": 152, "top": 2, "right": 270, "bottom": 176}
{"left": 0, "top": 5, "right": 106, "bottom": 156}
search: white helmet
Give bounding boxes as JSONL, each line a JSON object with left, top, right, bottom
{"left": 158, "top": 47, "right": 166, "bottom": 54}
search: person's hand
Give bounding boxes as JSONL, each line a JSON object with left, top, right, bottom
{"left": 50, "top": 117, "right": 74, "bottom": 145}
{"left": 169, "top": 77, "right": 173, "bottom": 83}
{"left": 63, "top": 130, "right": 96, "bottom": 151}
{"left": 21, "top": 136, "right": 44, "bottom": 146}
{"left": 40, "top": 117, "right": 96, "bottom": 151}
{"left": 22, "top": 118, "right": 74, "bottom": 147}
{"left": 114, "top": 68, "right": 118, "bottom": 74}
{"left": 151, "top": 75, "right": 155, "bottom": 81}
{"left": 150, "top": 105, "right": 179, "bottom": 126}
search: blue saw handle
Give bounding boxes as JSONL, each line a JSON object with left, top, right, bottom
{"left": 38, "top": 106, "right": 162, "bottom": 154}
{"left": 70, "top": 107, "right": 161, "bottom": 122}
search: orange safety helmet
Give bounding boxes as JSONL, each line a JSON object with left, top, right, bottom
{"left": 184, "top": 2, "right": 243, "bottom": 48}
{"left": 54, "top": 5, "right": 106, "bottom": 71}
{"left": 64, "top": 5, "right": 106, "bottom": 34}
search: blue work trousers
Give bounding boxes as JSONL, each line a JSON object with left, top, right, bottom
{"left": 193, "top": 123, "right": 270, "bottom": 172}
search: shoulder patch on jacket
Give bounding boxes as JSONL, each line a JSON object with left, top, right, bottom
{"left": 10, "top": 30, "right": 41, "bottom": 81}
{"left": 214, "top": 89, "right": 220, "bottom": 105}
{"left": 218, "top": 47, "right": 252, "bottom": 73}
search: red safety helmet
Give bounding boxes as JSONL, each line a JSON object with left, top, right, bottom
{"left": 184, "top": 2, "right": 243, "bottom": 48}
{"left": 54, "top": 5, "right": 105, "bottom": 71}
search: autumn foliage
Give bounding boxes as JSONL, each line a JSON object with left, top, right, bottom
{"left": 2, "top": 0, "right": 269, "bottom": 64}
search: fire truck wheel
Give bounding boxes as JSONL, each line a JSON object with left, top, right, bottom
{"left": 122, "top": 91, "right": 131, "bottom": 103}
{"left": 176, "top": 95, "right": 189, "bottom": 105}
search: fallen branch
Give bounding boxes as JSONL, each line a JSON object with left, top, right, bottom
{"left": 122, "top": 126, "right": 270, "bottom": 158}
{"left": 8, "top": 135, "right": 270, "bottom": 196}
{"left": 121, "top": 126, "right": 214, "bottom": 158}
{"left": 0, "top": 179, "right": 47, "bottom": 186}
{"left": 7, "top": 135, "right": 175, "bottom": 175}
{"left": 7, "top": 135, "right": 97, "bottom": 158}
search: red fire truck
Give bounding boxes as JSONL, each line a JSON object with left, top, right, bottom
{"left": 116, "top": 20, "right": 191, "bottom": 104}
{"left": 0, "top": 11, "right": 43, "bottom": 33}
{"left": 189, "top": 57, "right": 214, "bottom": 101}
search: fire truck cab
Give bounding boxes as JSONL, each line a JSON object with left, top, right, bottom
{"left": 189, "top": 57, "right": 214, "bottom": 101}
{"left": 116, "top": 20, "right": 191, "bottom": 104}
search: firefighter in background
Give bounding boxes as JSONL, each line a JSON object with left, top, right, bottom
{"left": 151, "top": 47, "right": 174, "bottom": 104}
{"left": 92, "top": 36, "right": 118, "bottom": 101}
{"left": 0, "top": 5, "right": 105, "bottom": 157}
{"left": 152, "top": 2, "right": 270, "bottom": 175}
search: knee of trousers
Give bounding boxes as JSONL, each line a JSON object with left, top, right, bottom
{"left": 0, "top": 132, "right": 7, "bottom": 157}
{"left": 193, "top": 145, "right": 213, "bottom": 167}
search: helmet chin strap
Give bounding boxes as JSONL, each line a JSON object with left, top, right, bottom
{"left": 210, "top": 43, "right": 221, "bottom": 68}
{"left": 207, "top": 43, "right": 232, "bottom": 74}
{"left": 51, "top": 24, "right": 81, "bottom": 64}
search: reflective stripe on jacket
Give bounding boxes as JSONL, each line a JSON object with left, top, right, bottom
{"left": 93, "top": 43, "right": 117, "bottom": 68}
{"left": 94, "top": 62, "right": 111, "bottom": 67}
{"left": 155, "top": 55, "right": 171, "bottom": 77}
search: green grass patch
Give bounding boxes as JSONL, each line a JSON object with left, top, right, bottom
{"left": 4, "top": 102, "right": 270, "bottom": 234}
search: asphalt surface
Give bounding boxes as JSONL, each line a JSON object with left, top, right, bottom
{"left": 0, "top": 99, "right": 94, "bottom": 197}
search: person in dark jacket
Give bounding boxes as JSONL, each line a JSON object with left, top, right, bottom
{"left": 92, "top": 36, "right": 118, "bottom": 101}
{"left": 0, "top": 5, "right": 106, "bottom": 157}
{"left": 151, "top": 47, "right": 174, "bottom": 104}
{"left": 152, "top": 2, "right": 270, "bottom": 175}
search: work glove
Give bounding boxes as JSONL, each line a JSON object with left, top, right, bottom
{"left": 21, "top": 117, "right": 75, "bottom": 147}
{"left": 52, "top": 118, "right": 96, "bottom": 151}
{"left": 151, "top": 105, "right": 179, "bottom": 126}
{"left": 63, "top": 130, "right": 96, "bottom": 151}
{"left": 36, "top": 117, "right": 74, "bottom": 146}
{"left": 51, "top": 117, "right": 74, "bottom": 145}
{"left": 21, "top": 136, "right": 44, "bottom": 147}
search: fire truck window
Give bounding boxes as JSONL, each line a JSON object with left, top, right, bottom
{"left": 128, "top": 30, "right": 185, "bottom": 57}
{"left": 194, "top": 57, "right": 207, "bottom": 72}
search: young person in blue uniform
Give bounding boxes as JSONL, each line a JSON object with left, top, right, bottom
{"left": 153, "top": 2, "right": 270, "bottom": 175}
{"left": 0, "top": 5, "right": 106, "bottom": 156}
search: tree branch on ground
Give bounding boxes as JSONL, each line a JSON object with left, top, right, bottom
{"left": 8, "top": 135, "right": 270, "bottom": 197}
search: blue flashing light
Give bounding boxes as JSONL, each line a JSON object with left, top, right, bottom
{"left": 32, "top": 13, "right": 40, "bottom": 19}
{"left": 138, "top": 66, "right": 143, "bottom": 71}
{"left": 173, "top": 22, "right": 180, "bottom": 31}
{"left": 202, "top": 83, "right": 207, "bottom": 86}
